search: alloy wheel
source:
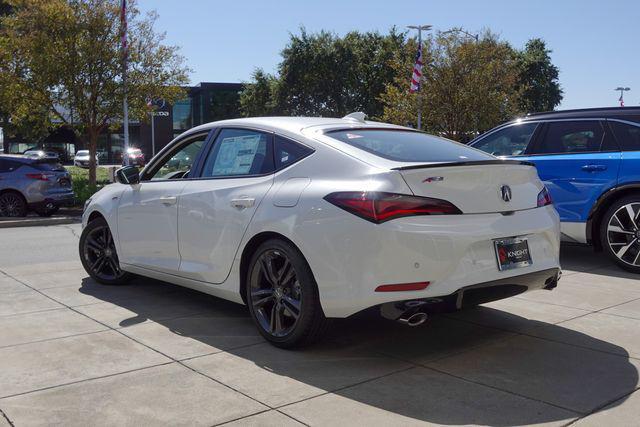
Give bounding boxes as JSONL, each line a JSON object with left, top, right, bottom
{"left": 82, "top": 224, "right": 124, "bottom": 281}
{"left": 0, "top": 193, "right": 25, "bottom": 217}
{"left": 606, "top": 202, "right": 640, "bottom": 266}
{"left": 249, "top": 249, "right": 302, "bottom": 337}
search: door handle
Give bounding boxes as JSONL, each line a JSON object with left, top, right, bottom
{"left": 230, "top": 197, "right": 255, "bottom": 209}
{"left": 581, "top": 164, "right": 607, "bottom": 172}
{"left": 159, "top": 196, "right": 177, "bottom": 205}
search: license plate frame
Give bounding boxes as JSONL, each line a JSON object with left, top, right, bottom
{"left": 494, "top": 237, "right": 532, "bottom": 271}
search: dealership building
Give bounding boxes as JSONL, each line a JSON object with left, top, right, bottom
{"left": 1, "top": 82, "right": 243, "bottom": 163}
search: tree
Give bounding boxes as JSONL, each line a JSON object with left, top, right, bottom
{"left": 0, "top": 0, "right": 189, "bottom": 185}
{"left": 239, "top": 69, "right": 280, "bottom": 117}
{"left": 515, "top": 38, "right": 563, "bottom": 113}
{"left": 381, "top": 31, "right": 521, "bottom": 141}
{"left": 240, "top": 28, "right": 405, "bottom": 119}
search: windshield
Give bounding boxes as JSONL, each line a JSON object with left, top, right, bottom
{"left": 326, "top": 129, "right": 493, "bottom": 163}
{"left": 76, "top": 151, "right": 89, "bottom": 156}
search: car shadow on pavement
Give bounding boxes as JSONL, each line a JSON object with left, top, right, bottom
{"left": 79, "top": 276, "right": 639, "bottom": 425}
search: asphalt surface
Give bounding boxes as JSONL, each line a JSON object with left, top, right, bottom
{"left": 0, "top": 224, "right": 639, "bottom": 426}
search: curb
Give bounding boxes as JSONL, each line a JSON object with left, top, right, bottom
{"left": 0, "top": 216, "right": 82, "bottom": 229}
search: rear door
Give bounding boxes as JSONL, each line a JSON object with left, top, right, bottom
{"left": 522, "top": 120, "right": 621, "bottom": 222}
{"left": 607, "top": 119, "right": 640, "bottom": 186}
{"left": 177, "top": 128, "right": 275, "bottom": 283}
{"left": 0, "top": 159, "right": 21, "bottom": 188}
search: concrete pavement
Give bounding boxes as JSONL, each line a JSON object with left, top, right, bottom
{"left": 0, "top": 225, "right": 639, "bottom": 426}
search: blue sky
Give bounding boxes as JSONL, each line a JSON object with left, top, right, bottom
{"left": 139, "top": 0, "right": 639, "bottom": 110}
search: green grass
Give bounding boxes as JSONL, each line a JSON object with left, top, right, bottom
{"left": 66, "top": 166, "right": 112, "bottom": 206}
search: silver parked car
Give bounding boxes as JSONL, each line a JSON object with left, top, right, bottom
{"left": 23, "top": 150, "right": 60, "bottom": 161}
{"left": 74, "top": 150, "right": 99, "bottom": 168}
{"left": 0, "top": 155, "right": 74, "bottom": 217}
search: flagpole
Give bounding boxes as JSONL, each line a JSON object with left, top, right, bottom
{"left": 121, "top": 0, "right": 129, "bottom": 166}
{"left": 407, "top": 24, "right": 431, "bottom": 130}
{"left": 417, "top": 28, "right": 422, "bottom": 130}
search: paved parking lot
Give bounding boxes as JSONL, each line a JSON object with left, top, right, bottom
{"left": 0, "top": 224, "right": 639, "bottom": 426}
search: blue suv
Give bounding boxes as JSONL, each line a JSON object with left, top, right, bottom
{"left": 470, "top": 107, "right": 640, "bottom": 273}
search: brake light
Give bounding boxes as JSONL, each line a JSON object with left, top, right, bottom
{"left": 25, "top": 173, "right": 53, "bottom": 181}
{"left": 324, "top": 191, "right": 462, "bottom": 223}
{"left": 537, "top": 187, "right": 553, "bottom": 207}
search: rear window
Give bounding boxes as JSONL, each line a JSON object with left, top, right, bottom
{"left": 327, "top": 129, "right": 493, "bottom": 163}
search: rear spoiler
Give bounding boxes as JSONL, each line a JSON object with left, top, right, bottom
{"left": 391, "top": 159, "right": 535, "bottom": 171}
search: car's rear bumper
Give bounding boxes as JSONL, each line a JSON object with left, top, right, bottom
{"left": 297, "top": 204, "right": 561, "bottom": 318}
{"left": 380, "top": 267, "right": 560, "bottom": 320}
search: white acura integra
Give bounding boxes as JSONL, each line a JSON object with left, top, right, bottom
{"left": 80, "top": 114, "right": 561, "bottom": 347}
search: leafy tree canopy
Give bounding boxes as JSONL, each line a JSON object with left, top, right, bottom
{"left": 381, "top": 30, "right": 522, "bottom": 141}
{"left": 515, "top": 38, "right": 563, "bottom": 113}
{"left": 241, "top": 27, "right": 405, "bottom": 118}
{"left": 242, "top": 28, "right": 563, "bottom": 142}
{"left": 0, "top": 0, "right": 190, "bottom": 184}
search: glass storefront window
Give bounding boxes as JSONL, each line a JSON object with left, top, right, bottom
{"left": 173, "top": 99, "right": 192, "bottom": 132}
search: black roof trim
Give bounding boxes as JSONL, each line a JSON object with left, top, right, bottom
{"left": 392, "top": 160, "right": 535, "bottom": 171}
{"left": 526, "top": 106, "right": 640, "bottom": 117}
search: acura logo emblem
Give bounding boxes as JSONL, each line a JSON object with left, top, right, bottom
{"left": 500, "top": 185, "right": 512, "bottom": 202}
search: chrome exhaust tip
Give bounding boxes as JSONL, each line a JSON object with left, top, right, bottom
{"left": 398, "top": 311, "right": 428, "bottom": 327}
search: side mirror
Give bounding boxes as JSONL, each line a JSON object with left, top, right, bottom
{"left": 116, "top": 166, "right": 140, "bottom": 185}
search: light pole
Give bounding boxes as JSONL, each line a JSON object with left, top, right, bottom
{"left": 442, "top": 27, "right": 479, "bottom": 42}
{"left": 407, "top": 24, "right": 432, "bottom": 130}
{"left": 615, "top": 87, "right": 630, "bottom": 107}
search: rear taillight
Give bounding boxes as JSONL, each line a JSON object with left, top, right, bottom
{"left": 324, "top": 191, "right": 462, "bottom": 223}
{"left": 537, "top": 187, "right": 553, "bottom": 207}
{"left": 25, "top": 173, "right": 54, "bottom": 181}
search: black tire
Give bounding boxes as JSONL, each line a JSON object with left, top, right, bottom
{"left": 600, "top": 195, "right": 640, "bottom": 274}
{"left": 0, "top": 191, "right": 27, "bottom": 217}
{"left": 79, "top": 216, "right": 132, "bottom": 285}
{"left": 246, "top": 238, "right": 329, "bottom": 348}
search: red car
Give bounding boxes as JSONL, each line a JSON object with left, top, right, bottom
{"left": 122, "top": 148, "right": 145, "bottom": 167}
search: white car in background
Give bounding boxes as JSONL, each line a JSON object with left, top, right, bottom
{"left": 79, "top": 115, "right": 561, "bottom": 348}
{"left": 74, "top": 150, "right": 99, "bottom": 168}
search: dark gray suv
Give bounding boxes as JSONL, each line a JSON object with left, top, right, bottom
{"left": 0, "top": 155, "right": 74, "bottom": 217}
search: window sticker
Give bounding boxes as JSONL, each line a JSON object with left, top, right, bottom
{"left": 211, "top": 134, "right": 262, "bottom": 175}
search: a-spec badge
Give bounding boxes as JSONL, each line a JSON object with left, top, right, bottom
{"left": 422, "top": 176, "right": 444, "bottom": 183}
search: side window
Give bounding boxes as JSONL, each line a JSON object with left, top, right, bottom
{"left": 0, "top": 159, "right": 20, "bottom": 173}
{"left": 609, "top": 121, "right": 640, "bottom": 151}
{"left": 202, "top": 128, "right": 273, "bottom": 178}
{"left": 533, "top": 121, "right": 605, "bottom": 154}
{"left": 274, "top": 135, "right": 313, "bottom": 170}
{"left": 472, "top": 123, "right": 538, "bottom": 156}
{"left": 146, "top": 133, "right": 208, "bottom": 181}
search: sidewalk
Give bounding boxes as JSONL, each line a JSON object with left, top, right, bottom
{"left": 0, "top": 208, "right": 82, "bottom": 229}
{"left": 0, "top": 228, "right": 639, "bottom": 425}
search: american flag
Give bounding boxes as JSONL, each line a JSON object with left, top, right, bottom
{"left": 120, "top": 0, "right": 127, "bottom": 62}
{"left": 409, "top": 43, "right": 423, "bottom": 93}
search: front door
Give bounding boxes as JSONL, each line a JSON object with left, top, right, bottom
{"left": 177, "top": 128, "right": 275, "bottom": 283}
{"left": 117, "top": 132, "right": 209, "bottom": 273}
